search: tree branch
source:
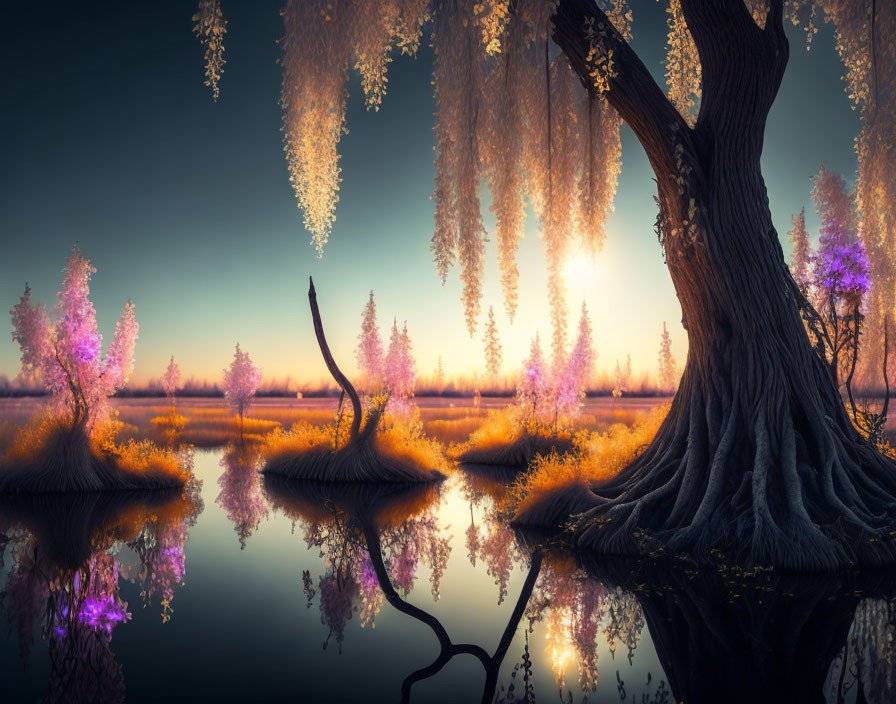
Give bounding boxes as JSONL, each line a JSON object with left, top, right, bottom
{"left": 552, "top": 0, "right": 696, "bottom": 203}
{"left": 308, "top": 277, "right": 363, "bottom": 442}
{"left": 678, "top": 0, "right": 788, "bottom": 137}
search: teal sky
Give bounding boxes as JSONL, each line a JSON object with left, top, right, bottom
{"left": 0, "top": 2, "right": 859, "bottom": 387}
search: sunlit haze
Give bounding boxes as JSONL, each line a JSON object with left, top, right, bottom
{"left": 0, "top": 3, "right": 859, "bottom": 387}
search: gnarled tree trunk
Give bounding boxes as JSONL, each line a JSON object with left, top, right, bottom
{"left": 537, "top": 0, "right": 896, "bottom": 569}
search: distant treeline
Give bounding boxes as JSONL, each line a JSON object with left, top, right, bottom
{"left": 1, "top": 374, "right": 888, "bottom": 400}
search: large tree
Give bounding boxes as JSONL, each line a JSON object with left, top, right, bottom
{"left": 200, "top": 0, "right": 896, "bottom": 568}
{"left": 546, "top": 0, "right": 896, "bottom": 570}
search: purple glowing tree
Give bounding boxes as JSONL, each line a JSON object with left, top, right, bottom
{"left": 808, "top": 167, "right": 870, "bottom": 395}
{"left": 10, "top": 245, "right": 139, "bottom": 432}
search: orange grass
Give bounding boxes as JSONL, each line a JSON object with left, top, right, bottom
{"left": 262, "top": 421, "right": 335, "bottom": 459}
{"left": 150, "top": 412, "right": 188, "bottom": 431}
{"left": 451, "top": 406, "right": 572, "bottom": 459}
{"left": 376, "top": 414, "right": 451, "bottom": 477}
{"left": 1, "top": 414, "right": 59, "bottom": 467}
{"left": 262, "top": 410, "right": 450, "bottom": 478}
{"left": 510, "top": 405, "right": 669, "bottom": 516}
{"left": 0, "top": 412, "right": 193, "bottom": 491}
{"left": 111, "top": 439, "right": 192, "bottom": 484}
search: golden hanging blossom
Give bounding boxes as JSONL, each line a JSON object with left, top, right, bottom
{"left": 664, "top": 0, "right": 701, "bottom": 127}
{"left": 545, "top": 57, "right": 586, "bottom": 365}
{"left": 580, "top": 93, "right": 622, "bottom": 252}
{"left": 273, "top": 0, "right": 623, "bottom": 336}
{"left": 583, "top": 17, "right": 616, "bottom": 93}
{"left": 818, "top": 0, "right": 874, "bottom": 109}
{"left": 431, "top": 0, "right": 487, "bottom": 335}
{"left": 395, "top": 0, "right": 430, "bottom": 55}
{"left": 785, "top": 0, "right": 820, "bottom": 48}
{"left": 350, "top": 0, "right": 401, "bottom": 111}
{"left": 192, "top": 0, "right": 227, "bottom": 101}
{"left": 844, "top": 0, "right": 896, "bottom": 381}
{"left": 481, "top": 6, "right": 531, "bottom": 321}
{"left": 280, "top": 0, "right": 351, "bottom": 255}
{"left": 278, "top": 0, "right": 432, "bottom": 254}
{"left": 605, "top": 0, "right": 633, "bottom": 41}
{"left": 520, "top": 0, "right": 554, "bottom": 220}
{"left": 431, "top": 5, "right": 460, "bottom": 285}
{"left": 744, "top": 0, "right": 770, "bottom": 28}
{"left": 474, "top": 0, "right": 511, "bottom": 55}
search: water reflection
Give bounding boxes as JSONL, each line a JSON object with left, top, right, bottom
{"left": 216, "top": 442, "right": 269, "bottom": 549}
{"left": 0, "top": 487, "right": 201, "bottom": 703}
{"left": 575, "top": 555, "right": 896, "bottom": 704}
{"left": 263, "top": 475, "right": 542, "bottom": 703}
{"left": 460, "top": 466, "right": 652, "bottom": 699}
{"left": 1, "top": 448, "right": 895, "bottom": 703}
{"left": 263, "top": 478, "right": 450, "bottom": 649}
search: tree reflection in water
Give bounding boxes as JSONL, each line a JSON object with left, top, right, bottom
{"left": 216, "top": 442, "right": 269, "bottom": 549}
{"left": 0, "top": 484, "right": 202, "bottom": 704}
{"left": 460, "top": 465, "right": 652, "bottom": 699}
{"left": 576, "top": 554, "right": 896, "bottom": 704}
{"left": 263, "top": 478, "right": 450, "bottom": 652}
{"left": 263, "top": 473, "right": 546, "bottom": 703}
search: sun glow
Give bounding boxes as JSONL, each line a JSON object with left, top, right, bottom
{"left": 561, "top": 253, "right": 598, "bottom": 294}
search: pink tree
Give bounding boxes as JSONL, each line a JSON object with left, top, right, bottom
{"left": 657, "top": 322, "right": 679, "bottom": 393}
{"left": 483, "top": 305, "right": 503, "bottom": 378}
{"left": 788, "top": 207, "right": 813, "bottom": 295}
{"left": 612, "top": 355, "right": 632, "bottom": 399}
{"left": 10, "top": 246, "right": 139, "bottom": 432}
{"left": 223, "top": 343, "right": 261, "bottom": 430}
{"left": 161, "top": 356, "right": 182, "bottom": 410}
{"left": 355, "top": 291, "right": 384, "bottom": 392}
{"left": 556, "top": 303, "right": 596, "bottom": 419}
{"left": 516, "top": 334, "right": 547, "bottom": 430}
{"left": 384, "top": 320, "right": 416, "bottom": 415}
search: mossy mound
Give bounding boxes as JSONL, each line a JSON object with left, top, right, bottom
{"left": 458, "top": 433, "right": 575, "bottom": 472}
{"left": 262, "top": 407, "right": 446, "bottom": 484}
{"left": 0, "top": 424, "right": 188, "bottom": 494}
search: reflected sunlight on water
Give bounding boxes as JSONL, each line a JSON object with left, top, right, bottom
{"left": 0, "top": 445, "right": 894, "bottom": 703}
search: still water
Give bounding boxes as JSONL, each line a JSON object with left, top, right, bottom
{"left": 1, "top": 448, "right": 893, "bottom": 703}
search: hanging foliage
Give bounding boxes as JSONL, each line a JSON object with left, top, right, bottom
{"left": 664, "top": 0, "right": 701, "bottom": 126}
{"left": 193, "top": 0, "right": 227, "bottom": 101}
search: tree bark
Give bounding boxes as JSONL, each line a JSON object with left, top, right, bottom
{"left": 544, "top": 0, "right": 896, "bottom": 568}
{"left": 309, "top": 277, "right": 362, "bottom": 442}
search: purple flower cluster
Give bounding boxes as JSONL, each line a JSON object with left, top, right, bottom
{"left": 815, "top": 238, "right": 870, "bottom": 306}
{"left": 79, "top": 596, "right": 131, "bottom": 634}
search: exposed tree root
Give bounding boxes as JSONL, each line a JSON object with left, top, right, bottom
{"left": 512, "top": 482, "right": 602, "bottom": 534}
{"left": 579, "top": 556, "right": 896, "bottom": 704}
{"left": 458, "top": 433, "right": 575, "bottom": 472}
{"left": 515, "top": 357, "right": 896, "bottom": 571}
{"left": 0, "top": 424, "right": 186, "bottom": 495}
{"left": 0, "top": 487, "right": 185, "bottom": 567}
